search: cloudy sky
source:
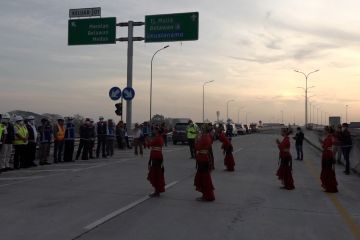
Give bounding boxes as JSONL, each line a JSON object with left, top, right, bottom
{"left": 1, "top": 0, "right": 360, "bottom": 124}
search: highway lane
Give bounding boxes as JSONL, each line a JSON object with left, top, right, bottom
{"left": 1, "top": 131, "right": 360, "bottom": 240}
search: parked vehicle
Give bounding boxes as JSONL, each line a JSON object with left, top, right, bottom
{"left": 235, "top": 123, "right": 246, "bottom": 135}
{"left": 172, "top": 122, "right": 189, "bottom": 145}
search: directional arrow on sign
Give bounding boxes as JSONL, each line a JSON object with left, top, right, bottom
{"left": 122, "top": 87, "right": 135, "bottom": 101}
{"left": 111, "top": 89, "right": 121, "bottom": 98}
{"left": 123, "top": 90, "right": 133, "bottom": 98}
{"left": 191, "top": 14, "right": 197, "bottom": 21}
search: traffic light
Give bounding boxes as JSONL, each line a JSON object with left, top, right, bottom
{"left": 115, "top": 103, "right": 122, "bottom": 116}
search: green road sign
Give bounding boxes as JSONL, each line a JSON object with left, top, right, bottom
{"left": 68, "top": 17, "right": 116, "bottom": 45}
{"left": 145, "top": 12, "right": 199, "bottom": 43}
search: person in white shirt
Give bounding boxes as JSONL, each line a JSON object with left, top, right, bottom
{"left": 133, "top": 123, "right": 143, "bottom": 156}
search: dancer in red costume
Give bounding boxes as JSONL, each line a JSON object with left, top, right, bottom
{"left": 147, "top": 127, "right": 166, "bottom": 197}
{"left": 219, "top": 131, "right": 235, "bottom": 171}
{"left": 276, "top": 128, "right": 295, "bottom": 190}
{"left": 194, "top": 127, "right": 215, "bottom": 201}
{"left": 319, "top": 126, "right": 338, "bottom": 193}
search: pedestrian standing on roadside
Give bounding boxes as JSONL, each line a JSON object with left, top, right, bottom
{"left": 88, "top": 119, "right": 96, "bottom": 159}
{"left": 142, "top": 122, "right": 150, "bottom": 149}
{"left": 276, "top": 128, "right": 295, "bottom": 190}
{"left": 76, "top": 119, "right": 91, "bottom": 160}
{"left": 13, "top": 116, "right": 29, "bottom": 169}
{"left": 63, "top": 117, "right": 76, "bottom": 162}
{"left": 96, "top": 116, "right": 107, "bottom": 159}
{"left": 25, "top": 116, "right": 38, "bottom": 167}
{"left": 333, "top": 125, "right": 342, "bottom": 164}
{"left": 0, "top": 114, "right": 5, "bottom": 173}
{"left": 147, "top": 127, "right": 165, "bottom": 197}
{"left": 0, "top": 113, "right": 14, "bottom": 171}
{"left": 124, "top": 123, "right": 131, "bottom": 149}
{"left": 160, "top": 122, "right": 168, "bottom": 147}
{"left": 116, "top": 121, "right": 126, "bottom": 149}
{"left": 38, "top": 118, "right": 52, "bottom": 165}
{"left": 219, "top": 130, "right": 235, "bottom": 171}
{"left": 106, "top": 119, "right": 115, "bottom": 157}
{"left": 293, "top": 127, "right": 304, "bottom": 160}
{"left": 194, "top": 126, "right": 215, "bottom": 201}
{"left": 341, "top": 123, "right": 352, "bottom": 175}
{"left": 186, "top": 120, "right": 198, "bottom": 159}
{"left": 133, "top": 123, "right": 143, "bottom": 156}
{"left": 319, "top": 126, "right": 338, "bottom": 192}
{"left": 53, "top": 117, "right": 65, "bottom": 164}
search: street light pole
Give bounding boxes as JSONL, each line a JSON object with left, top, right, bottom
{"left": 150, "top": 45, "right": 169, "bottom": 125}
{"left": 294, "top": 69, "right": 319, "bottom": 127}
{"left": 237, "top": 106, "right": 244, "bottom": 124}
{"left": 345, "top": 105, "right": 349, "bottom": 123}
{"left": 202, "top": 80, "right": 214, "bottom": 122}
{"left": 226, "top": 99, "right": 235, "bottom": 121}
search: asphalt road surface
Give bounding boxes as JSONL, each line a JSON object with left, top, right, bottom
{"left": 1, "top": 130, "right": 360, "bottom": 240}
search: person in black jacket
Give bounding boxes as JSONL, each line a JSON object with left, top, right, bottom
{"left": 341, "top": 123, "right": 352, "bottom": 175}
{"left": 293, "top": 127, "right": 304, "bottom": 160}
{"left": 96, "top": 116, "right": 107, "bottom": 158}
{"left": 76, "top": 119, "right": 91, "bottom": 160}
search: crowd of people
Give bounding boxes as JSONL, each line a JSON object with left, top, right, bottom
{"left": 0, "top": 113, "right": 355, "bottom": 201}
{"left": 0, "top": 114, "right": 134, "bottom": 172}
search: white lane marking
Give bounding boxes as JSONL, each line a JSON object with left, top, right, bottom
{"left": 0, "top": 176, "right": 43, "bottom": 180}
{"left": 233, "top": 148, "right": 243, "bottom": 154}
{"left": 0, "top": 158, "right": 134, "bottom": 187}
{"left": 84, "top": 180, "right": 179, "bottom": 231}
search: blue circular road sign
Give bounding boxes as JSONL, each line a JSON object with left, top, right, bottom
{"left": 109, "top": 87, "right": 122, "bottom": 101}
{"left": 122, "top": 87, "right": 135, "bottom": 101}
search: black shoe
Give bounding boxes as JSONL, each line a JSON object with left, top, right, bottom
{"left": 344, "top": 171, "right": 350, "bottom": 175}
{"left": 149, "top": 192, "right": 160, "bottom": 197}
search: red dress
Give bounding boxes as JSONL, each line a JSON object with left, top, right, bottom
{"left": 320, "top": 135, "right": 338, "bottom": 193}
{"left": 147, "top": 135, "right": 165, "bottom": 194}
{"left": 194, "top": 134, "right": 215, "bottom": 201}
{"left": 276, "top": 136, "right": 295, "bottom": 190}
{"left": 219, "top": 132, "right": 235, "bottom": 171}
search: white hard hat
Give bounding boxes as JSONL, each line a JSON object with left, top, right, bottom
{"left": 26, "top": 115, "right": 35, "bottom": 120}
{"left": 2, "top": 113, "right": 10, "bottom": 119}
{"left": 15, "top": 115, "right": 23, "bottom": 122}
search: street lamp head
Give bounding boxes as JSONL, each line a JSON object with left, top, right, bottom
{"left": 163, "top": 45, "right": 170, "bottom": 49}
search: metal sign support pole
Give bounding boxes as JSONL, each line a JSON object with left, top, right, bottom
{"left": 117, "top": 21, "right": 144, "bottom": 132}
{"left": 126, "top": 21, "right": 133, "bottom": 131}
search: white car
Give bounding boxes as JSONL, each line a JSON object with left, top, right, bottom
{"left": 235, "top": 124, "right": 246, "bottom": 135}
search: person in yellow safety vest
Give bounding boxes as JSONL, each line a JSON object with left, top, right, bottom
{"left": 186, "top": 120, "right": 198, "bottom": 159}
{"left": 0, "top": 113, "right": 14, "bottom": 172}
{"left": 13, "top": 115, "right": 29, "bottom": 169}
{"left": 53, "top": 117, "right": 65, "bottom": 163}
